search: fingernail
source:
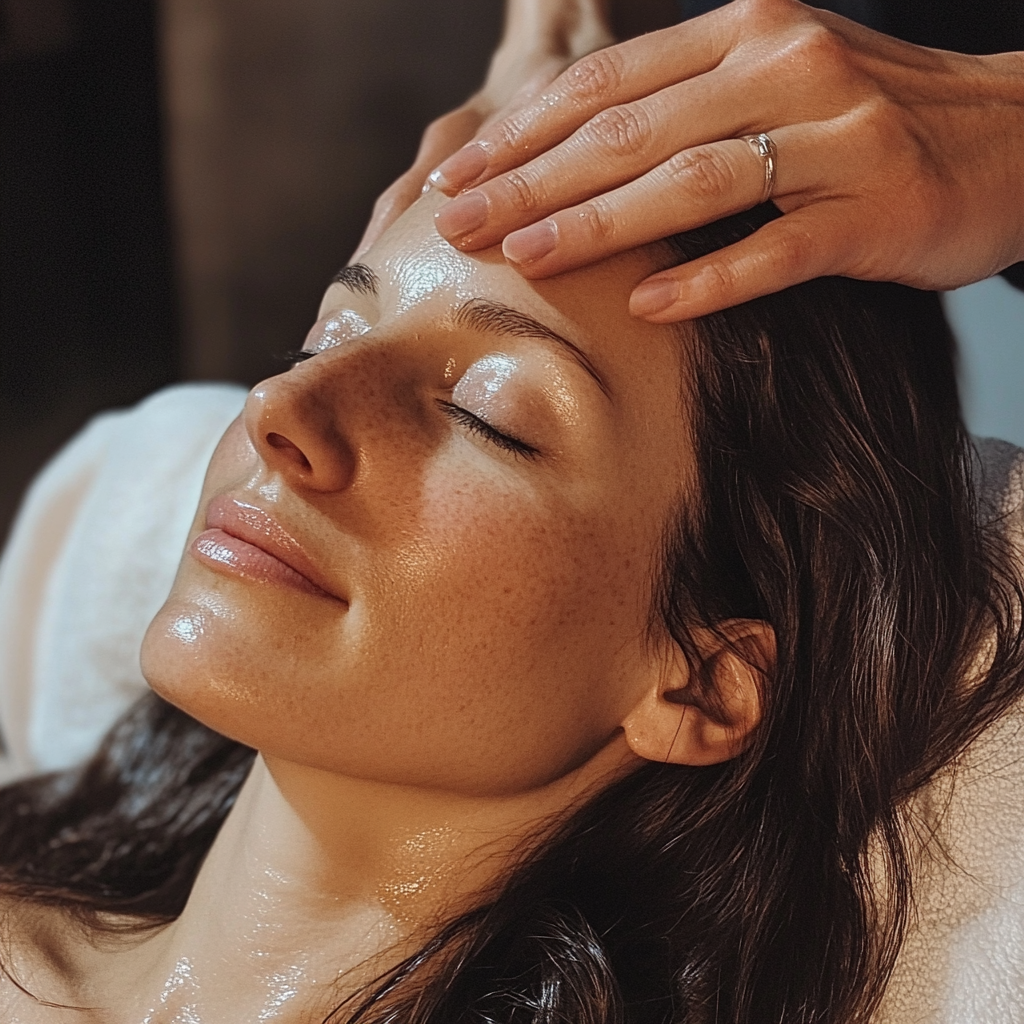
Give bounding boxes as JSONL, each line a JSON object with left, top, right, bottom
{"left": 434, "top": 191, "right": 489, "bottom": 241}
{"left": 630, "top": 279, "right": 679, "bottom": 318}
{"left": 430, "top": 143, "right": 489, "bottom": 193}
{"left": 503, "top": 220, "right": 558, "bottom": 266}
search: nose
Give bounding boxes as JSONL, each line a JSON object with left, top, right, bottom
{"left": 244, "top": 367, "right": 357, "bottom": 493}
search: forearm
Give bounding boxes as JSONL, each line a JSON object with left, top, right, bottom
{"left": 497, "top": 0, "right": 679, "bottom": 57}
{"left": 488, "top": 0, "right": 613, "bottom": 92}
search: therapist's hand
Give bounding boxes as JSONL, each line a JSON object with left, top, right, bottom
{"left": 428, "top": 0, "right": 1024, "bottom": 321}
{"left": 353, "top": 0, "right": 613, "bottom": 258}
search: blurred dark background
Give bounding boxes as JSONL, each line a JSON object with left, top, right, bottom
{"left": 2, "top": 0, "right": 175, "bottom": 538}
{"left": 2, "top": 0, "right": 1022, "bottom": 544}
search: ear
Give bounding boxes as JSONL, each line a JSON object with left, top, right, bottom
{"left": 622, "top": 620, "right": 774, "bottom": 766}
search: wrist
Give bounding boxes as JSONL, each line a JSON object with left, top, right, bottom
{"left": 498, "top": 0, "right": 613, "bottom": 62}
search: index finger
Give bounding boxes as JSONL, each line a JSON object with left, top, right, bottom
{"left": 429, "top": 12, "right": 735, "bottom": 195}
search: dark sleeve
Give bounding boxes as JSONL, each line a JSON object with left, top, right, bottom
{"left": 679, "top": 0, "right": 1024, "bottom": 51}
{"left": 679, "top": 0, "right": 1024, "bottom": 290}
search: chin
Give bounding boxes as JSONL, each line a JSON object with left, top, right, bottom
{"left": 139, "top": 573, "right": 372, "bottom": 777}
{"left": 140, "top": 568, "right": 314, "bottom": 744}
{"left": 142, "top": 595, "right": 259, "bottom": 735}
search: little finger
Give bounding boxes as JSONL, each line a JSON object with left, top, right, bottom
{"left": 353, "top": 103, "right": 488, "bottom": 258}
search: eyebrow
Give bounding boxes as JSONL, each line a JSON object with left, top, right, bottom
{"left": 331, "top": 263, "right": 379, "bottom": 296}
{"left": 452, "top": 299, "right": 610, "bottom": 398}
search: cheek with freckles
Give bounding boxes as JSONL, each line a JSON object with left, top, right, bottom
{"left": 331, "top": 463, "right": 655, "bottom": 793}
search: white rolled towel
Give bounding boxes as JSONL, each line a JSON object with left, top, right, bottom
{"left": 0, "top": 383, "right": 245, "bottom": 776}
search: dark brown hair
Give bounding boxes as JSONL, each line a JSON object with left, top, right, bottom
{"left": 1, "top": 205, "right": 1022, "bottom": 1022}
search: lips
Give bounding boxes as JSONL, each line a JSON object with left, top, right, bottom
{"left": 190, "top": 495, "right": 343, "bottom": 602}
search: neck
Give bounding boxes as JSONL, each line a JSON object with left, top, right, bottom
{"left": 47, "top": 737, "right": 637, "bottom": 1022}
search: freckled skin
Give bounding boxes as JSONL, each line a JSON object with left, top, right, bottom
{"left": 143, "top": 190, "right": 693, "bottom": 798}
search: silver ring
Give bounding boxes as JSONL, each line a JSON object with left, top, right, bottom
{"left": 740, "top": 132, "right": 778, "bottom": 204}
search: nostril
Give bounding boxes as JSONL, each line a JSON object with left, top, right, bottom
{"left": 266, "top": 431, "right": 312, "bottom": 470}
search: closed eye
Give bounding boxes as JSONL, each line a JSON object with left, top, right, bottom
{"left": 284, "top": 354, "right": 538, "bottom": 458}
{"left": 437, "top": 401, "right": 539, "bottom": 460}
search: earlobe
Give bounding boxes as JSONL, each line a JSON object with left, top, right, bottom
{"left": 622, "top": 621, "right": 774, "bottom": 767}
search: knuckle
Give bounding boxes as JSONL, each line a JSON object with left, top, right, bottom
{"left": 664, "top": 147, "right": 738, "bottom": 201}
{"left": 574, "top": 199, "right": 620, "bottom": 246}
{"left": 561, "top": 49, "right": 624, "bottom": 109}
{"left": 847, "top": 97, "right": 893, "bottom": 150}
{"left": 846, "top": 100, "right": 933, "bottom": 196}
{"left": 787, "top": 23, "right": 849, "bottom": 72}
{"left": 866, "top": 103, "right": 924, "bottom": 169}
{"left": 735, "top": 0, "right": 770, "bottom": 18}
{"left": 773, "top": 225, "right": 816, "bottom": 276}
{"left": 498, "top": 168, "right": 546, "bottom": 215}
{"left": 735, "top": 0, "right": 799, "bottom": 30}
{"left": 488, "top": 111, "right": 530, "bottom": 154}
{"left": 699, "top": 259, "right": 742, "bottom": 301}
{"left": 582, "top": 105, "right": 654, "bottom": 160}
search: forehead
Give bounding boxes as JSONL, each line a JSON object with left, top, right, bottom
{"left": 324, "top": 191, "right": 686, "bottom": 391}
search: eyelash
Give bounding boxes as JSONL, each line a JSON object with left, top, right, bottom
{"left": 286, "top": 349, "right": 317, "bottom": 365}
{"left": 437, "top": 401, "right": 539, "bottom": 460}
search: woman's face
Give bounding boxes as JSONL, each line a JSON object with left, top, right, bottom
{"left": 143, "top": 193, "right": 693, "bottom": 797}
